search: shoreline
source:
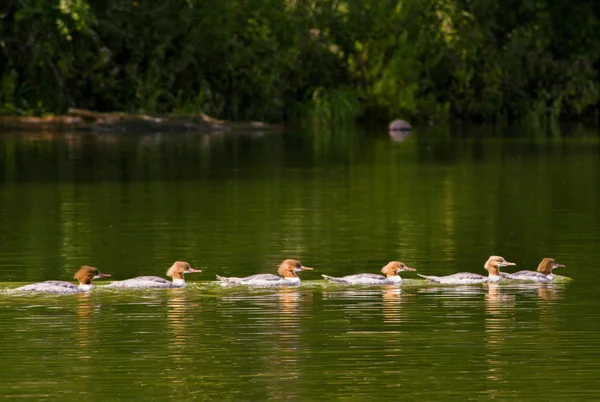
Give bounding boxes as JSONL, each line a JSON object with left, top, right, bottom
{"left": 0, "top": 108, "right": 283, "bottom": 133}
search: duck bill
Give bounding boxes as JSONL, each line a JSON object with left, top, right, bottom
{"left": 299, "top": 266, "right": 313, "bottom": 271}
{"left": 500, "top": 262, "right": 516, "bottom": 267}
{"left": 403, "top": 267, "right": 416, "bottom": 272}
{"left": 96, "top": 273, "right": 111, "bottom": 278}
{"left": 187, "top": 268, "right": 203, "bottom": 273}
{"left": 553, "top": 264, "right": 564, "bottom": 269}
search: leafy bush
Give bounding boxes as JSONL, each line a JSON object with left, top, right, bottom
{"left": 0, "top": 0, "right": 598, "bottom": 123}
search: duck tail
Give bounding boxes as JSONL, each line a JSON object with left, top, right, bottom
{"left": 322, "top": 274, "right": 345, "bottom": 284}
{"left": 417, "top": 274, "right": 440, "bottom": 283}
{"left": 216, "top": 275, "right": 241, "bottom": 285}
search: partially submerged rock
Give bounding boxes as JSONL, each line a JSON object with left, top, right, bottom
{"left": 388, "top": 119, "right": 411, "bottom": 132}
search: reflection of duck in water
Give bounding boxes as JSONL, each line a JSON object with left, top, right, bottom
{"left": 167, "top": 293, "right": 190, "bottom": 353}
{"left": 382, "top": 285, "right": 403, "bottom": 300}
{"left": 322, "top": 261, "right": 415, "bottom": 285}
{"left": 277, "top": 287, "right": 302, "bottom": 314}
{"left": 107, "top": 261, "right": 201, "bottom": 289}
{"left": 14, "top": 266, "right": 111, "bottom": 294}
{"left": 216, "top": 259, "right": 312, "bottom": 287}
{"left": 537, "top": 283, "right": 562, "bottom": 332}
{"left": 501, "top": 258, "right": 564, "bottom": 283}
{"left": 75, "top": 293, "right": 96, "bottom": 360}
{"left": 418, "top": 256, "right": 515, "bottom": 285}
{"left": 537, "top": 283, "right": 560, "bottom": 301}
{"left": 485, "top": 283, "right": 516, "bottom": 305}
{"left": 382, "top": 285, "right": 412, "bottom": 324}
{"left": 484, "top": 283, "right": 516, "bottom": 388}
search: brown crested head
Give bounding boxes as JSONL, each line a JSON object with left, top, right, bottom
{"left": 166, "top": 261, "right": 202, "bottom": 280}
{"left": 381, "top": 261, "right": 416, "bottom": 277}
{"left": 484, "top": 256, "right": 516, "bottom": 276}
{"left": 537, "top": 258, "right": 564, "bottom": 275}
{"left": 73, "top": 266, "right": 111, "bottom": 285}
{"left": 277, "top": 259, "right": 313, "bottom": 278}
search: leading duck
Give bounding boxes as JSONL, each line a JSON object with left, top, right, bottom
{"left": 501, "top": 257, "right": 564, "bottom": 283}
{"left": 14, "top": 266, "right": 111, "bottom": 294}
{"left": 418, "top": 256, "right": 515, "bottom": 284}
{"left": 322, "top": 261, "right": 416, "bottom": 285}
{"left": 216, "top": 259, "right": 312, "bottom": 287}
{"left": 106, "top": 261, "right": 201, "bottom": 289}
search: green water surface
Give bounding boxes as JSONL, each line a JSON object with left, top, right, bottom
{"left": 0, "top": 126, "right": 599, "bottom": 400}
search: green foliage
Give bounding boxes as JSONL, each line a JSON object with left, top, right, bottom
{"left": 298, "top": 86, "right": 361, "bottom": 126}
{"left": 0, "top": 0, "right": 599, "bottom": 123}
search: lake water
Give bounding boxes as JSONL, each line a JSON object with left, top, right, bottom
{"left": 0, "top": 125, "right": 599, "bottom": 400}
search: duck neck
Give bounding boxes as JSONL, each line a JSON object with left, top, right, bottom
{"left": 172, "top": 278, "right": 186, "bottom": 287}
{"left": 487, "top": 267, "right": 500, "bottom": 277}
{"left": 386, "top": 275, "right": 402, "bottom": 283}
{"left": 78, "top": 283, "right": 93, "bottom": 291}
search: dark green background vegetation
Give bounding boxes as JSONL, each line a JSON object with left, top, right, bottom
{"left": 1, "top": 0, "right": 599, "bottom": 123}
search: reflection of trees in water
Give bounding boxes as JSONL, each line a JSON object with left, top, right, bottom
{"left": 0, "top": 130, "right": 288, "bottom": 183}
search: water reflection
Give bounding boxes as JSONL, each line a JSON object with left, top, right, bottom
{"left": 381, "top": 285, "right": 407, "bottom": 324}
{"left": 535, "top": 284, "right": 562, "bottom": 332}
{"left": 482, "top": 282, "right": 567, "bottom": 397}
{"left": 0, "top": 129, "right": 284, "bottom": 184}
{"left": 0, "top": 124, "right": 596, "bottom": 399}
{"left": 389, "top": 130, "right": 411, "bottom": 143}
{"left": 276, "top": 286, "right": 302, "bottom": 318}
{"left": 165, "top": 289, "right": 197, "bottom": 394}
{"left": 166, "top": 290, "right": 193, "bottom": 358}
{"left": 212, "top": 287, "right": 309, "bottom": 399}
{"left": 536, "top": 283, "right": 561, "bottom": 302}
{"left": 418, "top": 285, "right": 483, "bottom": 297}
{"left": 265, "top": 288, "right": 305, "bottom": 400}
{"left": 74, "top": 292, "right": 96, "bottom": 361}
{"left": 321, "top": 285, "right": 410, "bottom": 324}
{"left": 484, "top": 283, "right": 516, "bottom": 394}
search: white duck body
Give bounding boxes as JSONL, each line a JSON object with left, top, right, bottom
{"left": 106, "top": 261, "right": 201, "bottom": 289}
{"left": 418, "top": 256, "right": 515, "bottom": 285}
{"left": 501, "top": 258, "right": 563, "bottom": 283}
{"left": 14, "top": 266, "right": 111, "bottom": 294}
{"left": 322, "top": 261, "right": 416, "bottom": 285}
{"left": 216, "top": 259, "right": 312, "bottom": 287}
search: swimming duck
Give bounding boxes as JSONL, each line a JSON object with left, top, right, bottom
{"left": 322, "top": 261, "right": 415, "bottom": 285}
{"left": 216, "top": 259, "right": 312, "bottom": 287}
{"left": 14, "top": 266, "right": 111, "bottom": 294}
{"left": 501, "top": 257, "right": 563, "bottom": 283}
{"left": 106, "top": 261, "right": 201, "bottom": 289}
{"left": 417, "top": 256, "right": 515, "bottom": 285}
